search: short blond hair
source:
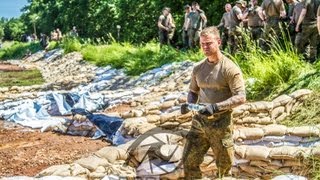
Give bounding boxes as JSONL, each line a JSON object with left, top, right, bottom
{"left": 200, "top": 26, "right": 220, "bottom": 39}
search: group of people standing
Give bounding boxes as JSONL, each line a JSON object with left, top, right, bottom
{"left": 158, "top": 0, "right": 320, "bottom": 62}
{"left": 219, "top": 0, "right": 320, "bottom": 62}
{"left": 158, "top": 2, "right": 207, "bottom": 49}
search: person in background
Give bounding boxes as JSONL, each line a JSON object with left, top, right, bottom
{"left": 286, "top": 0, "right": 299, "bottom": 44}
{"left": 166, "top": 8, "right": 176, "bottom": 45}
{"left": 318, "top": 5, "right": 320, "bottom": 34}
{"left": 183, "top": 5, "right": 192, "bottom": 50}
{"left": 56, "top": 28, "right": 63, "bottom": 42}
{"left": 217, "top": 3, "right": 232, "bottom": 50}
{"left": 229, "top": 0, "right": 246, "bottom": 54}
{"left": 243, "top": 0, "right": 265, "bottom": 41}
{"left": 295, "top": 0, "right": 320, "bottom": 63}
{"left": 186, "top": 2, "right": 207, "bottom": 49}
{"left": 158, "top": 7, "right": 170, "bottom": 46}
{"left": 260, "top": 0, "right": 286, "bottom": 50}
{"left": 292, "top": 0, "right": 305, "bottom": 50}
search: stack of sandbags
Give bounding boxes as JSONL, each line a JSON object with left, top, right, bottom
{"left": 234, "top": 125, "right": 320, "bottom": 147}
{"left": 36, "top": 146, "right": 136, "bottom": 179}
{"left": 233, "top": 89, "right": 312, "bottom": 125}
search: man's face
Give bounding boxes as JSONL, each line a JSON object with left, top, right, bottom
{"left": 286, "top": 0, "right": 293, "bottom": 3}
{"left": 225, "top": 4, "right": 232, "bottom": 12}
{"left": 185, "top": 7, "right": 190, "bottom": 13}
{"left": 163, "top": 9, "right": 169, "bottom": 16}
{"left": 200, "top": 34, "right": 221, "bottom": 57}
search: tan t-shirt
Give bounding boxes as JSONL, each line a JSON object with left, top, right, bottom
{"left": 261, "top": 0, "right": 285, "bottom": 18}
{"left": 189, "top": 56, "right": 246, "bottom": 104}
{"left": 248, "top": 6, "right": 263, "bottom": 27}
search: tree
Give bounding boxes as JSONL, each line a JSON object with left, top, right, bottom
{"left": 29, "top": 14, "right": 39, "bottom": 35}
{"left": 3, "top": 18, "right": 26, "bottom": 41}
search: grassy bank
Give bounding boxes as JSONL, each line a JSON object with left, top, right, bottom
{"left": 0, "top": 69, "right": 45, "bottom": 87}
{"left": 0, "top": 41, "right": 59, "bottom": 60}
{"left": 62, "top": 38, "right": 204, "bottom": 75}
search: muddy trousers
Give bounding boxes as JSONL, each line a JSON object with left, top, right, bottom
{"left": 183, "top": 112, "right": 234, "bottom": 179}
{"left": 296, "top": 23, "right": 320, "bottom": 63}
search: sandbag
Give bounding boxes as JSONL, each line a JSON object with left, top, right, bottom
{"left": 272, "top": 94, "right": 293, "bottom": 107}
{"left": 95, "top": 147, "right": 128, "bottom": 163}
{"left": 287, "top": 126, "right": 320, "bottom": 137}
{"left": 271, "top": 106, "right": 285, "bottom": 119}
{"left": 289, "top": 89, "right": 312, "bottom": 99}
{"left": 269, "top": 147, "right": 306, "bottom": 160}
{"left": 237, "top": 128, "right": 264, "bottom": 140}
{"left": 248, "top": 101, "right": 273, "bottom": 112}
{"left": 263, "top": 124, "right": 287, "bottom": 136}
{"left": 245, "top": 146, "right": 270, "bottom": 161}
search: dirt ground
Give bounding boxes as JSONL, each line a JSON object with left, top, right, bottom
{"left": 0, "top": 121, "right": 108, "bottom": 177}
{"left": 0, "top": 63, "right": 25, "bottom": 72}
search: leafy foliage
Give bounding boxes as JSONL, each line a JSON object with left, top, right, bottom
{"left": 18, "top": 0, "right": 232, "bottom": 43}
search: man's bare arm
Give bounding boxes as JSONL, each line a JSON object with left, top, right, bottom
{"left": 216, "top": 94, "right": 246, "bottom": 111}
{"left": 296, "top": 8, "right": 307, "bottom": 32}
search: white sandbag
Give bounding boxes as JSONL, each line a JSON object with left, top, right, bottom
{"left": 237, "top": 127, "right": 264, "bottom": 140}
{"left": 272, "top": 94, "right": 293, "bottom": 107}
{"left": 289, "top": 89, "right": 312, "bottom": 99}
{"left": 248, "top": 101, "right": 273, "bottom": 112}
{"left": 263, "top": 124, "right": 287, "bottom": 136}
{"left": 245, "top": 146, "right": 270, "bottom": 161}
{"left": 287, "top": 126, "right": 320, "bottom": 137}
{"left": 269, "top": 147, "right": 306, "bottom": 160}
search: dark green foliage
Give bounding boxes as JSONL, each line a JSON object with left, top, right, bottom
{"left": 3, "top": 18, "right": 26, "bottom": 41}
{"left": 18, "top": 0, "right": 233, "bottom": 43}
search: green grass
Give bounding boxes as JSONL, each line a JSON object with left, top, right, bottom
{"left": 63, "top": 38, "right": 204, "bottom": 76}
{"left": 280, "top": 92, "right": 320, "bottom": 127}
{"left": 229, "top": 29, "right": 317, "bottom": 100}
{"left": 0, "top": 69, "right": 45, "bottom": 87}
{"left": 0, "top": 41, "right": 42, "bottom": 60}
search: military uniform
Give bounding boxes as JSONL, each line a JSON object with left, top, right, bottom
{"left": 247, "top": 6, "right": 264, "bottom": 41}
{"left": 218, "top": 12, "right": 232, "bottom": 50}
{"left": 158, "top": 15, "right": 169, "bottom": 45}
{"left": 261, "top": 0, "right": 285, "bottom": 40}
{"left": 293, "top": 2, "right": 304, "bottom": 49}
{"left": 187, "top": 9, "right": 206, "bottom": 48}
{"left": 297, "top": 0, "right": 320, "bottom": 62}
{"left": 229, "top": 6, "right": 243, "bottom": 54}
{"left": 183, "top": 56, "right": 246, "bottom": 179}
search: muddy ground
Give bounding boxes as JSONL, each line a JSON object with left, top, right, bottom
{"left": 0, "top": 63, "right": 25, "bottom": 72}
{"left": 0, "top": 121, "right": 108, "bottom": 177}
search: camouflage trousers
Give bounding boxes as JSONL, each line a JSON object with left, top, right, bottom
{"left": 296, "top": 23, "right": 320, "bottom": 62}
{"left": 228, "top": 27, "right": 242, "bottom": 54}
{"left": 249, "top": 26, "right": 263, "bottom": 41}
{"left": 183, "top": 111, "right": 234, "bottom": 179}
{"left": 159, "top": 30, "right": 169, "bottom": 46}
{"left": 187, "top": 28, "right": 201, "bottom": 49}
{"left": 221, "top": 28, "right": 229, "bottom": 51}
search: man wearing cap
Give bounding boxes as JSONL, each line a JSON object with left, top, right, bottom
{"left": 181, "top": 26, "right": 246, "bottom": 179}
{"left": 217, "top": 3, "right": 232, "bottom": 50}
{"left": 229, "top": 0, "right": 246, "bottom": 54}
{"left": 295, "top": 0, "right": 320, "bottom": 63}
{"left": 183, "top": 5, "right": 192, "bottom": 49}
{"left": 260, "top": 0, "right": 286, "bottom": 49}
{"left": 243, "top": 0, "right": 265, "bottom": 41}
{"left": 186, "top": 2, "right": 207, "bottom": 49}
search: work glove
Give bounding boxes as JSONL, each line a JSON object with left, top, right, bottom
{"left": 199, "top": 103, "right": 219, "bottom": 116}
{"left": 180, "top": 103, "right": 190, "bottom": 114}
